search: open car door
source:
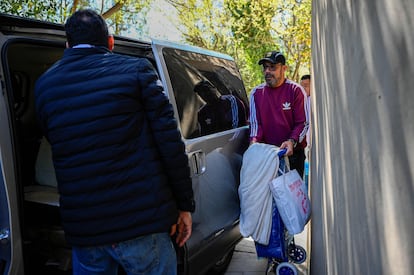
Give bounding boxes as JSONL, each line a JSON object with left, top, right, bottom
{"left": 0, "top": 59, "right": 25, "bottom": 274}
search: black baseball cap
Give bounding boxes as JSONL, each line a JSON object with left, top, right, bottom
{"left": 258, "top": 51, "right": 286, "bottom": 65}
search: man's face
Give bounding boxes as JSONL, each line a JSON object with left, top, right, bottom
{"left": 262, "top": 61, "right": 285, "bottom": 88}
{"left": 300, "top": 79, "right": 311, "bottom": 96}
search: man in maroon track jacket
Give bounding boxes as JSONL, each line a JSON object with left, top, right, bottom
{"left": 249, "top": 51, "right": 309, "bottom": 177}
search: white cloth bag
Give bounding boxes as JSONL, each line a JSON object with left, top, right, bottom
{"left": 269, "top": 169, "right": 311, "bottom": 235}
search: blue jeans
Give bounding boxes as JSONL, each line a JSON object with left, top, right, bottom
{"left": 72, "top": 233, "right": 177, "bottom": 275}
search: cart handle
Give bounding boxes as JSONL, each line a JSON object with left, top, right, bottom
{"left": 277, "top": 148, "right": 287, "bottom": 157}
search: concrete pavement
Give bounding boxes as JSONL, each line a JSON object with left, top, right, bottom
{"left": 224, "top": 223, "right": 310, "bottom": 275}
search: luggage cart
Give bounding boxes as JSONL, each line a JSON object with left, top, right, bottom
{"left": 255, "top": 149, "right": 307, "bottom": 275}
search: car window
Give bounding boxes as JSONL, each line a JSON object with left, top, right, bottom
{"left": 162, "top": 48, "right": 248, "bottom": 139}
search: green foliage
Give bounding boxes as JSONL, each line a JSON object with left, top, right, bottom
{"left": 1, "top": 0, "right": 311, "bottom": 92}
{"left": 103, "top": 1, "right": 151, "bottom": 36}
{"left": 0, "top": 0, "right": 65, "bottom": 22}
{"left": 167, "top": 0, "right": 311, "bottom": 93}
{"left": 272, "top": 0, "right": 312, "bottom": 81}
{"left": 225, "top": 0, "right": 278, "bottom": 93}
{"left": 168, "top": 0, "right": 233, "bottom": 54}
{"left": 0, "top": 0, "right": 151, "bottom": 36}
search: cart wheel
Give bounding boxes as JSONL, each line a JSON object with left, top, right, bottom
{"left": 288, "top": 245, "right": 306, "bottom": 264}
{"left": 275, "top": 262, "right": 298, "bottom": 275}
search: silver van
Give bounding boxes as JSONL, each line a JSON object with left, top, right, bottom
{"left": 0, "top": 13, "right": 250, "bottom": 275}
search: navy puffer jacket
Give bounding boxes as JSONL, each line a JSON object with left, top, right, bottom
{"left": 35, "top": 47, "right": 194, "bottom": 246}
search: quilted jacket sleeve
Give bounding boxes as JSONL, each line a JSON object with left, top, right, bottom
{"left": 136, "top": 59, "right": 195, "bottom": 212}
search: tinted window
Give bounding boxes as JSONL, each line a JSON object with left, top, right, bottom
{"left": 162, "top": 48, "right": 248, "bottom": 139}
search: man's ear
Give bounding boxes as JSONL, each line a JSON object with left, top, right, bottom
{"left": 66, "top": 42, "right": 70, "bottom": 49}
{"left": 108, "top": 35, "right": 114, "bottom": 51}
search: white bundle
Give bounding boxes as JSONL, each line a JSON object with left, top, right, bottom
{"left": 238, "top": 143, "right": 280, "bottom": 245}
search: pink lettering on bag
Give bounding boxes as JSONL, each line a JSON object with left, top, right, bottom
{"left": 289, "top": 180, "right": 302, "bottom": 191}
{"left": 288, "top": 183, "right": 309, "bottom": 214}
{"left": 302, "top": 197, "right": 308, "bottom": 213}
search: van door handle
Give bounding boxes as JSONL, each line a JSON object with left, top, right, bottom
{"left": 190, "top": 150, "right": 206, "bottom": 175}
{"left": 0, "top": 229, "right": 9, "bottom": 244}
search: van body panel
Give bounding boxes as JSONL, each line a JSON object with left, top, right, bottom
{"left": 152, "top": 41, "right": 249, "bottom": 273}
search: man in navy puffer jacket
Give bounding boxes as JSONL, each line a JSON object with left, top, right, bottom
{"left": 35, "top": 9, "right": 194, "bottom": 275}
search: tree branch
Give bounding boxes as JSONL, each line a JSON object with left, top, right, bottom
{"left": 71, "top": 0, "right": 79, "bottom": 14}
{"left": 102, "top": 2, "right": 124, "bottom": 19}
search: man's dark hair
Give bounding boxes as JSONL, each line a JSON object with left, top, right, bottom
{"left": 65, "top": 9, "right": 109, "bottom": 48}
{"left": 301, "top": 74, "right": 311, "bottom": 81}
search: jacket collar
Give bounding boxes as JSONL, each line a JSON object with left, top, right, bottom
{"left": 64, "top": 46, "right": 111, "bottom": 57}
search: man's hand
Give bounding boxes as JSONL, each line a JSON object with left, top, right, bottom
{"left": 170, "top": 211, "right": 192, "bottom": 247}
{"left": 280, "top": 139, "right": 295, "bottom": 156}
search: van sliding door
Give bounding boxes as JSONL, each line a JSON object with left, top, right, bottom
{"left": 152, "top": 40, "right": 250, "bottom": 274}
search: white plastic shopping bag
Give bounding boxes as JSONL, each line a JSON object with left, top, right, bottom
{"left": 269, "top": 169, "right": 311, "bottom": 235}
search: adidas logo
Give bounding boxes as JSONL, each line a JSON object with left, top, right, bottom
{"left": 282, "top": 102, "right": 291, "bottom": 110}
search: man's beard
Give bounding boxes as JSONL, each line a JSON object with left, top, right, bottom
{"left": 265, "top": 74, "right": 279, "bottom": 87}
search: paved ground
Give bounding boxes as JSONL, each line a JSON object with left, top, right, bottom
{"left": 224, "top": 223, "right": 310, "bottom": 275}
